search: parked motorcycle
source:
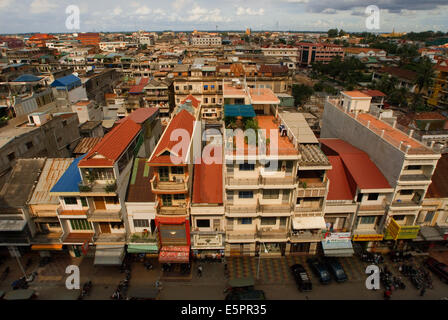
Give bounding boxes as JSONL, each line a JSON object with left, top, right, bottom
{"left": 144, "top": 261, "right": 153, "bottom": 270}
{"left": 11, "top": 277, "right": 29, "bottom": 290}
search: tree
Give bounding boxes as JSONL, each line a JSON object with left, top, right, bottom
{"left": 292, "top": 84, "right": 314, "bottom": 107}
{"left": 414, "top": 56, "right": 435, "bottom": 94}
{"left": 328, "top": 28, "right": 338, "bottom": 38}
{"left": 339, "top": 29, "right": 346, "bottom": 37}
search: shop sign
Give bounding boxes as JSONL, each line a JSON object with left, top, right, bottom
{"left": 324, "top": 232, "right": 351, "bottom": 243}
{"left": 352, "top": 234, "right": 384, "bottom": 241}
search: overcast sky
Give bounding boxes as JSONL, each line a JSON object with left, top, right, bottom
{"left": 1, "top": 0, "right": 448, "bottom": 34}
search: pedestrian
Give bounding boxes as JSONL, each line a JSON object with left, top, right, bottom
{"left": 384, "top": 289, "right": 392, "bottom": 300}
{"left": 420, "top": 287, "right": 426, "bottom": 297}
{"left": 197, "top": 265, "right": 203, "bottom": 277}
{"left": 155, "top": 279, "right": 162, "bottom": 292}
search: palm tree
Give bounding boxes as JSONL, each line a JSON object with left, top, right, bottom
{"left": 414, "top": 57, "right": 435, "bottom": 94}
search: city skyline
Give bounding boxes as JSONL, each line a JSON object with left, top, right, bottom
{"left": 1, "top": 0, "right": 448, "bottom": 34}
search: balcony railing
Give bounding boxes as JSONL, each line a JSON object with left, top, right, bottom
{"left": 391, "top": 200, "right": 421, "bottom": 208}
{"left": 151, "top": 175, "right": 189, "bottom": 192}
{"left": 87, "top": 208, "right": 122, "bottom": 222}
{"left": 94, "top": 233, "right": 126, "bottom": 243}
{"left": 78, "top": 180, "right": 117, "bottom": 194}
{"left": 260, "top": 204, "right": 291, "bottom": 213}
{"left": 226, "top": 230, "right": 257, "bottom": 241}
{"left": 157, "top": 201, "right": 189, "bottom": 215}
{"left": 260, "top": 176, "right": 296, "bottom": 185}
{"left": 226, "top": 177, "right": 260, "bottom": 186}
{"left": 225, "top": 203, "right": 259, "bottom": 214}
{"left": 257, "top": 227, "right": 288, "bottom": 240}
{"left": 289, "top": 231, "right": 323, "bottom": 241}
{"left": 399, "top": 174, "right": 431, "bottom": 182}
{"left": 128, "top": 231, "right": 158, "bottom": 243}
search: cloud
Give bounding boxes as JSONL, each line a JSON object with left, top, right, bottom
{"left": 30, "top": 0, "right": 58, "bottom": 14}
{"left": 135, "top": 5, "right": 152, "bottom": 15}
{"left": 172, "top": 0, "right": 192, "bottom": 11}
{"left": 236, "top": 7, "right": 265, "bottom": 16}
{"left": 113, "top": 7, "right": 123, "bottom": 15}
{"left": 0, "top": 0, "right": 12, "bottom": 9}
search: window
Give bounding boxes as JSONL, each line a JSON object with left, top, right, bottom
{"left": 279, "top": 217, "right": 287, "bottom": 226}
{"left": 26, "top": 141, "right": 33, "bottom": 150}
{"left": 407, "top": 165, "right": 421, "bottom": 170}
{"left": 204, "top": 98, "right": 208, "bottom": 103}
{"left": 64, "top": 197, "right": 78, "bottom": 205}
{"left": 368, "top": 193, "right": 379, "bottom": 201}
{"left": 105, "top": 197, "right": 119, "bottom": 205}
{"left": 239, "top": 191, "right": 253, "bottom": 199}
{"left": 62, "top": 120, "right": 67, "bottom": 127}
{"left": 356, "top": 193, "right": 363, "bottom": 202}
{"left": 425, "top": 211, "right": 435, "bottom": 223}
{"left": 133, "top": 219, "right": 149, "bottom": 228}
{"left": 173, "top": 194, "right": 185, "bottom": 200}
{"left": 80, "top": 197, "right": 88, "bottom": 207}
{"left": 240, "top": 218, "right": 252, "bottom": 225}
{"left": 197, "top": 219, "right": 210, "bottom": 228}
{"left": 393, "top": 215, "right": 405, "bottom": 221}
{"left": 226, "top": 191, "right": 234, "bottom": 200}
{"left": 7, "top": 152, "right": 15, "bottom": 162}
{"left": 70, "top": 219, "right": 92, "bottom": 230}
{"left": 263, "top": 189, "right": 279, "bottom": 199}
{"left": 239, "top": 163, "right": 255, "bottom": 171}
{"left": 171, "top": 166, "right": 184, "bottom": 174}
{"left": 360, "top": 216, "right": 376, "bottom": 224}
{"left": 261, "top": 217, "right": 276, "bottom": 225}
{"left": 400, "top": 190, "right": 413, "bottom": 195}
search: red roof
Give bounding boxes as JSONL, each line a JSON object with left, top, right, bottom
{"left": 192, "top": 161, "right": 222, "bottom": 204}
{"left": 181, "top": 94, "right": 200, "bottom": 108}
{"left": 148, "top": 109, "right": 195, "bottom": 165}
{"left": 320, "top": 139, "right": 392, "bottom": 190}
{"left": 129, "top": 77, "right": 149, "bottom": 94}
{"left": 426, "top": 154, "right": 448, "bottom": 198}
{"left": 326, "top": 156, "right": 356, "bottom": 201}
{"left": 361, "top": 89, "right": 386, "bottom": 97}
{"left": 79, "top": 118, "right": 141, "bottom": 167}
{"left": 116, "top": 107, "right": 158, "bottom": 124}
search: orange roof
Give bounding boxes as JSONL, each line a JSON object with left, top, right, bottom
{"left": 357, "top": 113, "right": 428, "bottom": 151}
{"left": 181, "top": 94, "right": 201, "bottom": 108}
{"left": 342, "top": 91, "right": 371, "bottom": 98}
{"left": 249, "top": 88, "right": 279, "bottom": 104}
{"left": 223, "top": 83, "right": 246, "bottom": 96}
{"left": 148, "top": 109, "right": 195, "bottom": 165}
{"left": 326, "top": 156, "right": 356, "bottom": 201}
{"left": 75, "top": 100, "right": 90, "bottom": 106}
{"left": 192, "top": 161, "right": 222, "bottom": 204}
{"left": 320, "top": 138, "right": 392, "bottom": 190}
{"left": 79, "top": 118, "right": 141, "bottom": 167}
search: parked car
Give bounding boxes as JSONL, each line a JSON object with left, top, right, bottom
{"left": 290, "top": 264, "right": 312, "bottom": 292}
{"left": 224, "top": 277, "right": 266, "bottom": 300}
{"left": 225, "top": 290, "right": 266, "bottom": 300}
{"left": 425, "top": 257, "right": 448, "bottom": 284}
{"left": 324, "top": 258, "right": 348, "bottom": 283}
{"left": 307, "top": 258, "right": 331, "bottom": 284}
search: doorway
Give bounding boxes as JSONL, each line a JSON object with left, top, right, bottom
{"left": 94, "top": 197, "right": 106, "bottom": 210}
{"left": 99, "top": 223, "right": 111, "bottom": 234}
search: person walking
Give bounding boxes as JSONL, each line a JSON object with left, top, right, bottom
{"left": 420, "top": 287, "right": 426, "bottom": 297}
{"left": 197, "top": 265, "right": 203, "bottom": 277}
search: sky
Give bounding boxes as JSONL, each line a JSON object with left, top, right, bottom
{"left": 1, "top": 0, "right": 448, "bottom": 34}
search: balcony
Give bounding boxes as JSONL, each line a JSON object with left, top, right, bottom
{"left": 87, "top": 208, "right": 122, "bottom": 222}
{"left": 94, "top": 233, "right": 126, "bottom": 244}
{"left": 226, "top": 176, "right": 260, "bottom": 187}
{"left": 294, "top": 206, "right": 323, "bottom": 214}
{"left": 259, "top": 204, "right": 291, "bottom": 214}
{"left": 260, "top": 176, "right": 296, "bottom": 186}
{"left": 358, "top": 200, "right": 387, "bottom": 213}
{"left": 32, "top": 231, "right": 63, "bottom": 244}
{"left": 390, "top": 199, "right": 421, "bottom": 209}
{"left": 297, "top": 179, "right": 327, "bottom": 197}
{"left": 151, "top": 176, "right": 189, "bottom": 193}
{"left": 399, "top": 174, "right": 432, "bottom": 183}
{"left": 225, "top": 203, "right": 259, "bottom": 216}
{"left": 226, "top": 230, "right": 257, "bottom": 242}
{"left": 157, "top": 201, "right": 189, "bottom": 215}
{"left": 128, "top": 231, "right": 158, "bottom": 243}
{"left": 289, "top": 231, "right": 323, "bottom": 242}
{"left": 78, "top": 180, "right": 117, "bottom": 196}
{"left": 257, "top": 227, "right": 288, "bottom": 240}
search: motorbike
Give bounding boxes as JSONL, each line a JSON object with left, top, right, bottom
{"left": 144, "top": 261, "right": 153, "bottom": 270}
{"left": 11, "top": 277, "right": 29, "bottom": 290}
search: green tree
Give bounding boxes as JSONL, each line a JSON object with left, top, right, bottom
{"left": 292, "top": 84, "right": 314, "bottom": 107}
{"left": 328, "top": 28, "right": 338, "bottom": 38}
{"left": 338, "top": 29, "right": 346, "bottom": 37}
{"left": 414, "top": 56, "right": 435, "bottom": 94}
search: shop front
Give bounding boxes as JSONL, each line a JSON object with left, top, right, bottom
{"left": 352, "top": 233, "right": 384, "bottom": 252}
{"left": 93, "top": 244, "right": 126, "bottom": 266}
{"left": 384, "top": 218, "right": 420, "bottom": 250}
{"left": 321, "top": 232, "right": 354, "bottom": 257}
{"left": 31, "top": 244, "right": 64, "bottom": 258}
{"left": 191, "top": 233, "right": 225, "bottom": 261}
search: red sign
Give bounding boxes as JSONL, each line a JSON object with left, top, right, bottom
{"left": 159, "top": 246, "right": 190, "bottom": 263}
{"left": 81, "top": 240, "right": 89, "bottom": 255}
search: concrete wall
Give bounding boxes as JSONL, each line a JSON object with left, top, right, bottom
{"left": 321, "top": 101, "right": 405, "bottom": 188}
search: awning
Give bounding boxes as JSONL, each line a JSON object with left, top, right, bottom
{"left": 419, "top": 226, "right": 444, "bottom": 241}
{"left": 321, "top": 241, "right": 354, "bottom": 257}
{"left": 94, "top": 245, "right": 125, "bottom": 266}
{"left": 0, "top": 220, "right": 26, "bottom": 231}
{"left": 127, "top": 244, "right": 158, "bottom": 254}
{"left": 292, "top": 216, "right": 326, "bottom": 230}
{"left": 31, "top": 244, "right": 63, "bottom": 251}
{"left": 159, "top": 246, "right": 190, "bottom": 263}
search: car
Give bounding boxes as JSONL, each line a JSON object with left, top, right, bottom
{"left": 290, "top": 264, "right": 312, "bottom": 292}
{"left": 425, "top": 257, "right": 448, "bottom": 284}
{"left": 324, "top": 258, "right": 348, "bottom": 283}
{"left": 306, "top": 258, "right": 331, "bottom": 284}
{"left": 225, "top": 290, "right": 266, "bottom": 300}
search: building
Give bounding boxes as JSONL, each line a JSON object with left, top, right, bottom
{"left": 427, "top": 59, "right": 448, "bottom": 110}
{"left": 28, "top": 158, "right": 74, "bottom": 255}
{"left": 322, "top": 91, "right": 441, "bottom": 250}
{"left": 147, "top": 110, "right": 199, "bottom": 270}
{"left": 296, "top": 43, "right": 344, "bottom": 66}
{"left": 191, "top": 36, "right": 222, "bottom": 47}
{"left": 71, "top": 100, "right": 103, "bottom": 124}
{"left": 0, "top": 158, "right": 46, "bottom": 257}
{"left": 99, "top": 41, "right": 127, "bottom": 52}
{"left": 51, "top": 74, "right": 88, "bottom": 105}
{"left": 77, "top": 33, "right": 100, "bottom": 47}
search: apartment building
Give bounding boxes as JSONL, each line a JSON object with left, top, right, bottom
{"left": 148, "top": 110, "right": 200, "bottom": 268}
{"left": 322, "top": 91, "right": 441, "bottom": 250}
{"left": 50, "top": 118, "right": 142, "bottom": 261}
{"left": 427, "top": 59, "right": 448, "bottom": 110}
{"left": 296, "top": 43, "right": 344, "bottom": 66}
{"left": 190, "top": 161, "right": 225, "bottom": 260}
{"left": 191, "top": 36, "right": 222, "bottom": 47}
{"left": 77, "top": 33, "right": 100, "bottom": 47}
{"left": 28, "top": 158, "right": 73, "bottom": 253}
{"left": 99, "top": 41, "right": 127, "bottom": 52}
{"left": 71, "top": 100, "right": 103, "bottom": 124}
{"left": 0, "top": 159, "right": 46, "bottom": 257}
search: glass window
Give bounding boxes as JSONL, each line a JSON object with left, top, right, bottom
{"left": 70, "top": 219, "right": 92, "bottom": 230}
{"left": 133, "top": 219, "right": 149, "bottom": 228}
{"left": 239, "top": 163, "right": 255, "bottom": 171}
{"left": 425, "top": 211, "right": 435, "bottom": 223}
{"left": 239, "top": 191, "right": 253, "bottom": 199}
{"left": 197, "top": 219, "right": 210, "bottom": 228}
{"left": 171, "top": 167, "right": 184, "bottom": 174}
{"left": 279, "top": 217, "right": 287, "bottom": 226}
{"left": 105, "top": 197, "right": 119, "bottom": 204}
{"left": 393, "top": 215, "right": 405, "bottom": 221}
{"left": 240, "top": 218, "right": 252, "bottom": 225}
{"left": 263, "top": 189, "right": 279, "bottom": 199}
{"left": 80, "top": 197, "right": 88, "bottom": 207}
{"left": 174, "top": 194, "right": 185, "bottom": 200}
{"left": 360, "top": 216, "right": 375, "bottom": 224}
{"left": 64, "top": 197, "right": 78, "bottom": 205}
{"left": 400, "top": 190, "right": 413, "bottom": 195}
{"left": 261, "top": 217, "right": 276, "bottom": 225}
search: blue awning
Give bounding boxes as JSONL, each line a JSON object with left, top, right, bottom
{"left": 224, "top": 104, "right": 256, "bottom": 118}
{"left": 321, "top": 241, "right": 354, "bottom": 257}
{"left": 50, "top": 74, "right": 82, "bottom": 91}
{"left": 13, "top": 74, "right": 42, "bottom": 82}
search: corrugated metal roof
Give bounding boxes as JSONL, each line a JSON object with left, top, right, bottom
{"left": 73, "top": 137, "right": 102, "bottom": 155}
{"left": 50, "top": 155, "right": 85, "bottom": 193}
{"left": 29, "top": 158, "right": 74, "bottom": 205}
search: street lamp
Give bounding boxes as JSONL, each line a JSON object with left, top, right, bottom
{"left": 256, "top": 242, "right": 268, "bottom": 280}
